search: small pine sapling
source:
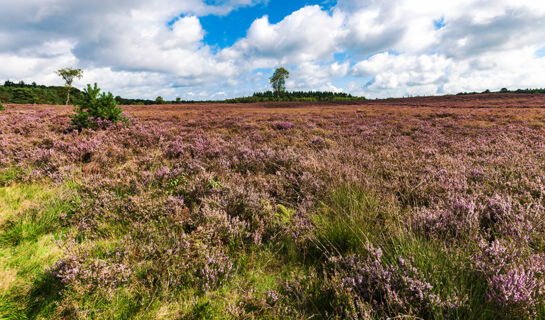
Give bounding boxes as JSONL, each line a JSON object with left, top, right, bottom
{"left": 72, "top": 83, "right": 127, "bottom": 130}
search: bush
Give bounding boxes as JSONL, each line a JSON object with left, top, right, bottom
{"left": 0, "top": 101, "right": 5, "bottom": 111}
{"left": 71, "top": 83, "right": 126, "bottom": 130}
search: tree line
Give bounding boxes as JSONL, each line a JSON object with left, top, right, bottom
{"left": 0, "top": 83, "right": 365, "bottom": 105}
{"left": 225, "top": 90, "right": 363, "bottom": 103}
{"left": 457, "top": 87, "right": 545, "bottom": 95}
{"left": 0, "top": 80, "right": 85, "bottom": 105}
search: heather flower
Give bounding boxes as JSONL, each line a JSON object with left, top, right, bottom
{"left": 325, "top": 243, "right": 447, "bottom": 318}
{"left": 266, "top": 290, "right": 280, "bottom": 304}
{"left": 412, "top": 198, "right": 478, "bottom": 239}
{"left": 273, "top": 121, "right": 294, "bottom": 130}
{"left": 155, "top": 165, "right": 171, "bottom": 180}
{"left": 50, "top": 254, "right": 131, "bottom": 290}
{"left": 472, "top": 239, "right": 545, "bottom": 316}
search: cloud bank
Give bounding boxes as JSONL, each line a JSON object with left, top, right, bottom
{"left": 1, "top": 0, "right": 544, "bottom": 99}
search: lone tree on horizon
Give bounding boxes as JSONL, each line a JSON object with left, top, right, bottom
{"left": 270, "top": 67, "right": 289, "bottom": 98}
{"left": 57, "top": 67, "right": 83, "bottom": 105}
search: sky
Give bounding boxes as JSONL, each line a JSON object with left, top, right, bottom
{"left": 1, "top": 0, "right": 545, "bottom": 100}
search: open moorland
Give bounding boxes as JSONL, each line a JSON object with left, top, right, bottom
{"left": 1, "top": 93, "right": 545, "bottom": 319}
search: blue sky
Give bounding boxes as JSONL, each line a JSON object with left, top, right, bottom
{"left": 198, "top": 0, "right": 337, "bottom": 48}
{"left": 1, "top": 0, "right": 545, "bottom": 100}
{"left": 537, "top": 46, "right": 545, "bottom": 57}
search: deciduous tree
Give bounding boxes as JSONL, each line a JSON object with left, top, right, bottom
{"left": 56, "top": 68, "right": 83, "bottom": 105}
{"left": 270, "top": 67, "right": 289, "bottom": 98}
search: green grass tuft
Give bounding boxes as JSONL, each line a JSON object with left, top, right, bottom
{"left": 0, "top": 183, "right": 77, "bottom": 320}
{"left": 311, "top": 185, "right": 400, "bottom": 257}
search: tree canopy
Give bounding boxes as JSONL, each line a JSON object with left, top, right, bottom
{"left": 270, "top": 67, "right": 289, "bottom": 97}
{"left": 56, "top": 67, "right": 83, "bottom": 105}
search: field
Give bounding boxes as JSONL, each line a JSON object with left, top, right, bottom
{"left": 1, "top": 93, "right": 545, "bottom": 319}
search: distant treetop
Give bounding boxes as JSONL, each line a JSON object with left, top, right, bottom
{"left": 270, "top": 67, "right": 290, "bottom": 97}
{"left": 56, "top": 67, "right": 83, "bottom": 105}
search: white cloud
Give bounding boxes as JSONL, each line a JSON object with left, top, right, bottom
{"left": 0, "top": 40, "right": 77, "bottom": 83}
{"left": 230, "top": 6, "right": 346, "bottom": 64}
{"left": 287, "top": 61, "right": 349, "bottom": 90}
{"left": 0, "top": 0, "right": 544, "bottom": 99}
{"left": 352, "top": 48, "right": 545, "bottom": 98}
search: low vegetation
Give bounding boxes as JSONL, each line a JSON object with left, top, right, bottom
{"left": 1, "top": 94, "right": 545, "bottom": 319}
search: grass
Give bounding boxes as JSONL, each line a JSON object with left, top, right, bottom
{"left": 0, "top": 182, "right": 77, "bottom": 320}
{"left": 0, "top": 168, "right": 25, "bottom": 187}
{"left": 45, "top": 244, "right": 300, "bottom": 319}
{"left": 311, "top": 185, "right": 401, "bottom": 257}
{"left": 0, "top": 181, "right": 535, "bottom": 319}
{"left": 309, "top": 184, "right": 503, "bottom": 319}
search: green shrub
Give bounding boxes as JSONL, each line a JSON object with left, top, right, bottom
{"left": 0, "top": 101, "right": 5, "bottom": 111}
{"left": 71, "top": 83, "right": 126, "bottom": 130}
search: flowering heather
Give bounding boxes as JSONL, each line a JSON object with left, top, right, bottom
{"left": 1, "top": 93, "right": 545, "bottom": 319}
{"left": 273, "top": 121, "right": 295, "bottom": 130}
{"left": 325, "top": 245, "right": 442, "bottom": 318}
{"left": 472, "top": 240, "right": 545, "bottom": 316}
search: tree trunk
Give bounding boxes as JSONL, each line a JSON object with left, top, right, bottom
{"left": 65, "top": 87, "right": 71, "bottom": 105}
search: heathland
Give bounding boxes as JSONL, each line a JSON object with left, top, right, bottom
{"left": 1, "top": 93, "right": 545, "bottom": 319}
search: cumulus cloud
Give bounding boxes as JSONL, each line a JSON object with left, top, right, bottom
{"left": 0, "top": 0, "right": 544, "bottom": 99}
{"left": 342, "top": 0, "right": 545, "bottom": 97}
{"left": 353, "top": 53, "right": 450, "bottom": 87}
{"left": 0, "top": 0, "right": 257, "bottom": 97}
{"left": 225, "top": 6, "right": 346, "bottom": 66}
{"left": 287, "top": 61, "right": 349, "bottom": 90}
{"left": 351, "top": 49, "right": 545, "bottom": 98}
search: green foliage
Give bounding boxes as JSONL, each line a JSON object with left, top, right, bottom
{"left": 12, "top": 87, "right": 38, "bottom": 103}
{"left": 71, "top": 83, "right": 126, "bottom": 130}
{"left": 0, "top": 167, "right": 25, "bottom": 186}
{"left": 0, "top": 101, "right": 4, "bottom": 111}
{"left": 0, "top": 82, "right": 84, "bottom": 105}
{"left": 115, "top": 96, "right": 155, "bottom": 105}
{"left": 0, "top": 185, "right": 73, "bottom": 246}
{"left": 56, "top": 68, "right": 83, "bottom": 86}
{"left": 56, "top": 67, "right": 83, "bottom": 105}
{"left": 298, "top": 185, "right": 497, "bottom": 319}
{"left": 270, "top": 67, "right": 290, "bottom": 97}
{"left": 155, "top": 96, "right": 165, "bottom": 104}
